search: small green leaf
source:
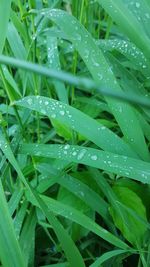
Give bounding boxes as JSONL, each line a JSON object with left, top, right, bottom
{"left": 109, "top": 186, "right": 148, "bottom": 246}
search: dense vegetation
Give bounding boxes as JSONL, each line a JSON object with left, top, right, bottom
{"left": 1, "top": 0, "right": 150, "bottom": 266}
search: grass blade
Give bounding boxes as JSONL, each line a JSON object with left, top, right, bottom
{"left": 20, "top": 143, "right": 150, "bottom": 184}
{"left": 0, "top": 179, "right": 25, "bottom": 267}
{"left": 0, "top": 0, "right": 11, "bottom": 53}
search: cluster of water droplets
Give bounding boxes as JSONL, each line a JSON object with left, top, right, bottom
{"left": 99, "top": 39, "right": 148, "bottom": 71}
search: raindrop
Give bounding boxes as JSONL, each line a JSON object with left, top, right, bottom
{"left": 91, "top": 155, "right": 98, "bottom": 161}
{"left": 59, "top": 110, "right": 65, "bottom": 116}
{"left": 27, "top": 98, "right": 33, "bottom": 105}
{"left": 77, "top": 149, "right": 87, "bottom": 160}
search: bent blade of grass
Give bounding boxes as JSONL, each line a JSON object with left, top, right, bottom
{"left": 97, "top": 0, "right": 150, "bottom": 61}
{"left": 90, "top": 249, "right": 130, "bottom": 267}
{"left": 98, "top": 39, "right": 149, "bottom": 77}
{"left": 0, "top": 179, "right": 25, "bottom": 267}
{"left": 0, "top": 132, "right": 85, "bottom": 267}
{"left": 15, "top": 95, "right": 137, "bottom": 157}
{"left": 20, "top": 143, "right": 150, "bottom": 184}
{"left": 0, "top": 0, "right": 11, "bottom": 53}
{"left": 42, "top": 8, "right": 149, "bottom": 161}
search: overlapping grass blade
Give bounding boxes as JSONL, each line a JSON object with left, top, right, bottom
{"left": 39, "top": 8, "right": 149, "bottom": 161}
{"left": 97, "top": 0, "right": 150, "bottom": 61}
{"left": 38, "top": 195, "right": 129, "bottom": 250}
{"left": 0, "top": 131, "right": 85, "bottom": 267}
{"left": 98, "top": 39, "right": 149, "bottom": 77}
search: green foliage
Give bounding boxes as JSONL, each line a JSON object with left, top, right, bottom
{"left": 109, "top": 186, "right": 148, "bottom": 246}
{"left": 0, "top": 0, "right": 150, "bottom": 266}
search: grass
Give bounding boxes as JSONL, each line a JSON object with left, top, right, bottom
{"left": 0, "top": 0, "right": 150, "bottom": 266}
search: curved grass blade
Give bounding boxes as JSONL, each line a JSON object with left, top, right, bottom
{"left": 20, "top": 143, "right": 150, "bottom": 184}
{"left": 97, "top": 0, "right": 150, "bottom": 61}
{"left": 90, "top": 249, "right": 131, "bottom": 267}
{"left": 15, "top": 95, "right": 137, "bottom": 157}
{"left": 98, "top": 39, "right": 149, "bottom": 77}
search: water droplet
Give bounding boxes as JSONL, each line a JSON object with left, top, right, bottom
{"left": 77, "top": 149, "right": 87, "bottom": 160}
{"left": 59, "top": 110, "right": 65, "bottom": 116}
{"left": 91, "top": 155, "right": 98, "bottom": 161}
{"left": 27, "top": 98, "right": 33, "bottom": 105}
{"left": 64, "top": 144, "right": 70, "bottom": 150}
{"left": 45, "top": 101, "right": 49, "bottom": 105}
{"left": 51, "top": 114, "right": 56, "bottom": 118}
{"left": 135, "top": 2, "right": 140, "bottom": 8}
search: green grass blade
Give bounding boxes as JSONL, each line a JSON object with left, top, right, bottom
{"left": 0, "top": 0, "right": 12, "bottom": 53}
{"left": 15, "top": 95, "right": 136, "bottom": 157}
{"left": 90, "top": 249, "right": 130, "bottom": 267}
{"left": 0, "top": 179, "right": 25, "bottom": 267}
{"left": 97, "top": 0, "right": 150, "bottom": 61}
{"left": 0, "top": 131, "right": 85, "bottom": 267}
{"left": 0, "top": 54, "right": 150, "bottom": 108}
{"left": 38, "top": 195, "right": 129, "bottom": 250}
{"left": 20, "top": 143, "right": 150, "bottom": 184}
{"left": 98, "top": 39, "right": 149, "bottom": 77}
{"left": 46, "top": 36, "right": 68, "bottom": 104}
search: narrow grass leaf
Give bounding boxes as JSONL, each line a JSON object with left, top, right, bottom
{"left": 0, "top": 0, "right": 11, "bottom": 53}
{"left": 0, "top": 179, "right": 25, "bottom": 267}
{"left": 90, "top": 249, "right": 130, "bottom": 267}
{"left": 0, "top": 55, "right": 150, "bottom": 108}
{"left": 0, "top": 132, "right": 85, "bottom": 267}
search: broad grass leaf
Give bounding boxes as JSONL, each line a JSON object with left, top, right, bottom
{"left": 15, "top": 95, "right": 137, "bottom": 157}
{"left": 115, "top": 178, "right": 150, "bottom": 219}
{"left": 109, "top": 186, "right": 148, "bottom": 246}
{"left": 19, "top": 143, "right": 150, "bottom": 184}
